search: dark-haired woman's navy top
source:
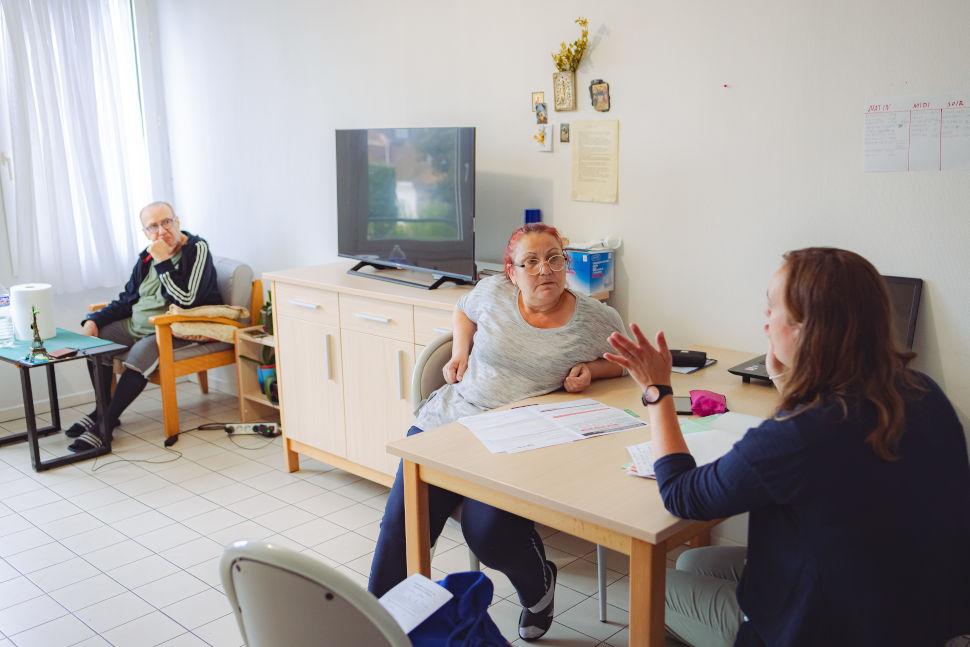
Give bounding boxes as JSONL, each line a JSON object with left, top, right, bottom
{"left": 654, "top": 375, "right": 970, "bottom": 646}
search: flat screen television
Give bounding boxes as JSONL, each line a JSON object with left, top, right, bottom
{"left": 336, "top": 127, "right": 476, "bottom": 289}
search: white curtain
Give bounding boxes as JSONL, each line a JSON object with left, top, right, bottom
{"left": 0, "top": 0, "right": 151, "bottom": 293}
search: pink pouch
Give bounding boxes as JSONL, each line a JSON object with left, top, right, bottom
{"left": 689, "top": 389, "right": 728, "bottom": 416}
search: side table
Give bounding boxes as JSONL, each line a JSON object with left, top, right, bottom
{"left": 0, "top": 328, "right": 126, "bottom": 472}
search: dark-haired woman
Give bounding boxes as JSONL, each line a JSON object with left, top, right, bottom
{"left": 606, "top": 247, "right": 970, "bottom": 646}
{"left": 369, "top": 223, "right": 626, "bottom": 641}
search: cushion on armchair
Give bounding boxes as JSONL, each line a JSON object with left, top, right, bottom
{"left": 167, "top": 304, "right": 249, "bottom": 343}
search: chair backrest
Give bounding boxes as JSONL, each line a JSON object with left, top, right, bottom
{"left": 220, "top": 540, "right": 411, "bottom": 647}
{"left": 410, "top": 332, "right": 453, "bottom": 413}
{"left": 213, "top": 256, "right": 254, "bottom": 310}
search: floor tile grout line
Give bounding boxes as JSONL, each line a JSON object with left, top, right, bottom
{"left": 3, "top": 387, "right": 636, "bottom": 645}
{"left": 1, "top": 477, "right": 228, "bottom": 645}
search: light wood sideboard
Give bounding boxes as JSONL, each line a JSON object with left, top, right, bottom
{"left": 264, "top": 262, "right": 472, "bottom": 486}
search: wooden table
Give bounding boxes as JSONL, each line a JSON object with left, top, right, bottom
{"left": 386, "top": 346, "right": 779, "bottom": 646}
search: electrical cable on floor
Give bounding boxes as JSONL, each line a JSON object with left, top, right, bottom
{"left": 90, "top": 421, "right": 217, "bottom": 471}
{"left": 89, "top": 420, "right": 278, "bottom": 470}
{"left": 227, "top": 433, "right": 277, "bottom": 450}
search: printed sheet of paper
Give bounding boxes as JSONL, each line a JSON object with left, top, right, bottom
{"left": 379, "top": 573, "right": 453, "bottom": 634}
{"left": 458, "top": 406, "right": 582, "bottom": 454}
{"left": 534, "top": 398, "right": 645, "bottom": 438}
{"left": 864, "top": 95, "right": 970, "bottom": 172}
{"left": 571, "top": 120, "right": 619, "bottom": 202}
{"left": 460, "top": 399, "right": 644, "bottom": 454}
{"left": 625, "top": 413, "right": 765, "bottom": 479}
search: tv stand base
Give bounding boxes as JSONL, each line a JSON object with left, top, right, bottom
{"left": 347, "top": 261, "right": 473, "bottom": 290}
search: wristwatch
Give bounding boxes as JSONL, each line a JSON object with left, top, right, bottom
{"left": 641, "top": 384, "right": 674, "bottom": 406}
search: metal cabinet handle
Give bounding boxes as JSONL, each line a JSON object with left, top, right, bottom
{"left": 289, "top": 298, "right": 320, "bottom": 310}
{"left": 396, "top": 350, "right": 405, "bottom": 400}
{"left": 324, "top": 334, "right": 333, "bottom": 380}
{"left": 355, "top": 312, "right": 390, "bottom": 324}
{"left": 433, "top": 327, "right": 451, "bottom": 335}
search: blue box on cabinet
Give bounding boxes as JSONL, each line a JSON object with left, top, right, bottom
{"left": 565, "top": 249, "right": 614, "bottom": 296}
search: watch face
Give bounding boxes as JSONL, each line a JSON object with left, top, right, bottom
{"left": 642, "top": 385, "right": 661, "bottom": 404}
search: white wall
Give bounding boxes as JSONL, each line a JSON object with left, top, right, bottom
{"left": 151, "top": 0, "right": 970, "bottom": 430}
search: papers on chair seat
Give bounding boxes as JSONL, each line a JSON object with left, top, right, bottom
{"left": 626, "top": 412, "right": 765, "bottom": 478}
{"left": 379, "top": 573, "right": 453, "bottom": 634}
{"left": 460, "top": 398, "right": 646, "bottom": 454}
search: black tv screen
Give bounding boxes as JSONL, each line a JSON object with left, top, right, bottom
{"left": 336, "top": 127, "right": 476, "bottom": 281}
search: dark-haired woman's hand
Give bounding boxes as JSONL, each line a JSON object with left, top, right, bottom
{"left": 604, "top": 324, "right": 672, "bottom": 389}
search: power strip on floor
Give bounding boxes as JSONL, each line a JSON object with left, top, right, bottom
{"left": 224, "top": 422, "right": 280, "bottom": 438}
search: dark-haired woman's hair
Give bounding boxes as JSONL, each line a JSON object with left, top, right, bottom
{"left": 503, "top": 223, "right": 566, "bottom": 281}
{"left": 777, "top": 247, "right": 924, "bottom": 460}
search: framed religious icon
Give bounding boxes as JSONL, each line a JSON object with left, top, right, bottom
{"left": 560, "top": 123, "right": 570, "bottom": 143}
{"left": 531, "top": 91, "right": 545, "bottom": 112}
{"left": 535, "top": 102, "right": 548, "bottom": 124}
{"left": 589, "top": 79, "right": 610, "bottom": 112}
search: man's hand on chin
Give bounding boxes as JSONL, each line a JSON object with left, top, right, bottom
{"left": 148, "top": 238, "right": 175, "bottom": 262}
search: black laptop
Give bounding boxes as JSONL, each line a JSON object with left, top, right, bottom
{"left": 728, "top": 275, "right": 923, "bottom": 384}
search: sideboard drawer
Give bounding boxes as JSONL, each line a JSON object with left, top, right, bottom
{"left": 276, "top": 283, "right": 339, "bottom": 326}
{"left": 414, "top": 306, "right": 453, "bottom": 345}
{"left": 339, "top": 294, "right": 414, "bottom": 342}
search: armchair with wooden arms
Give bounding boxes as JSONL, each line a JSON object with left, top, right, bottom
{"left": 89, "top": 257, "right": 262, "bottom": 445}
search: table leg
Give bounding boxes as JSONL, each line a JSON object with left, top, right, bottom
{"left": 46, "top": 363, "right": 61, "bottom": 430}
{"left": 90, "top": 359, "right": 112, "bottom": 452}
{"left": 20, "top": 365, "right": 44, "bottom": 471}
{"left": 629, "top": 538, "right": 667, "bottom": 647}
{"left": 402, "top": 460, "right": 431, "bottom": 577}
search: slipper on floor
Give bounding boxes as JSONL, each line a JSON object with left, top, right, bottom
{"left": 67, "top": 431, "right": 104, "bottom": 453}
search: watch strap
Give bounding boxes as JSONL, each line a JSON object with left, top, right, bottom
{"left": 641, "top": 384, "right": 674, "bottom": 406}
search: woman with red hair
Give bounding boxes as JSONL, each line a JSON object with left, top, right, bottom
{"left": 370, "top": 223, "right": 627, "bottom": 641}
{"left": 606, "top": 247, "right": 970, "bottom": 646}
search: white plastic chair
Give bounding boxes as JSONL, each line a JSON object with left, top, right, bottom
{"left": 411, "top": 332, "right": 611, "bottom": 621}
{"left": 221, "top": 540, "right": 411, "bottom": 647}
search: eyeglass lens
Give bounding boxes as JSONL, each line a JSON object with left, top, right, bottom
{"left": 145, "top": 218, "right": 174, "bottom": 234}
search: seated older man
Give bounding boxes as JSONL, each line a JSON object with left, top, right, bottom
{"left": 66, "top": 201, "right": 222, "bottom": 452}
{"left": 368, "top": 223, "right": 627, "bottom": 641}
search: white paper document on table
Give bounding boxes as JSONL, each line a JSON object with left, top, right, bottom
{"left": 626, "top": 412, "right": 765, "bottom": 478}
{"left": 460, "top": 398, "right": 645, "bottom": 453}
{"left": 379, "top": 573, "right": 453, "bottom": 634}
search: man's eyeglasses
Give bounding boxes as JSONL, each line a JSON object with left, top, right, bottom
{"left": 143, "top": 218, "right": 176, "bottom": 235}
{"left": 514, "top": 254, "right": 566, "bottom": 275}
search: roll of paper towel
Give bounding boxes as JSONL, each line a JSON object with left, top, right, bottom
{"left": 11, "top": 283, "right": 55, "bottom": 341}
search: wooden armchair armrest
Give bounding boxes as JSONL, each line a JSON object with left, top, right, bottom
{"left": 88, "top": 302, "right": 108, "bottom": 312}
{"left": 150, "top": 314, "right": 247, "bottom": 328}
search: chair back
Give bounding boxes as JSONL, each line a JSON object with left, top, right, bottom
{"left": 213, "top": 256, "right": 254, "bottom": 309}
{"left": 221, "top": 540, "right": 411, "bottom": 647}
{"left": 213, "top": 256, "right": 262, "bottom": 324}
{"left": 410, "top": 332, "right": 453, "bottom": 413}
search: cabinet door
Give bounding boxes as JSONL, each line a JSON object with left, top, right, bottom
{"left": 276, "top": 315, "right": 346, "bottom": 455}
{"left": 341, "top": 329, "right": 415, "bottom": 475}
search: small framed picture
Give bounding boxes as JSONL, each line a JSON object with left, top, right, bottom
{"left": 533, "top": 124, "right": 553, "bottom": 152}
{"left": 535, "top": 102, "right": 548, "bottom": 124}
{"left": 531, "top": 91, "right": 545, "bottom": 112}
{"left": 589, "top": 79, "right": 611, "bottom": 112}
{"left": 560, "top": 123, "right": 570, "bottom": 143}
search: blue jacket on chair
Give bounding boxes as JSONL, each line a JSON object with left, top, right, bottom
{"left": 408, "top": 571, "right": 507, "bottom": 646}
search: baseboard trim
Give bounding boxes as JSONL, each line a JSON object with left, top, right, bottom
{"left": 0, "top": 389, "right": 97, "bottom": 424}
{"left": 198, "top": 373, "right": 237, "bottom": 396}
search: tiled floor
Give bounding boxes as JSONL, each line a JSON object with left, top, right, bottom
{"left": 0, "top": 381, "right": 687, "bottom": 646}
